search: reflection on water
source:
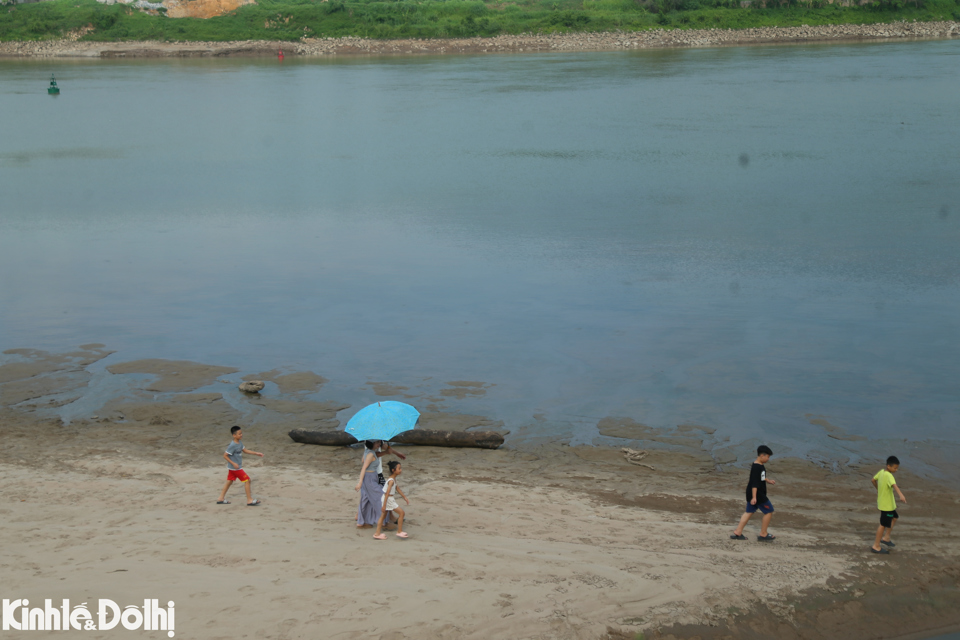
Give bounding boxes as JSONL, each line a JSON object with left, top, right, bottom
{"left": 1, "top": 41, "right": 959, "bottom": 470}
{"left": 0, "top": 147, "right": 125, "bottom": 166}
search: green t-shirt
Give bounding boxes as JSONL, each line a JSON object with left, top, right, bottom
{"left": 873, "top": 468, "right": 897, "bottom": 511}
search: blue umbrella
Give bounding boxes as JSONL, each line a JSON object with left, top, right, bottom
{"left": 345, "top": 401, "right": 420, "bottom": 442}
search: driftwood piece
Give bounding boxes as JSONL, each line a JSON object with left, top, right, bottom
{"left": 394, "top": 428, "right": 504, "bottom": 449}
{"left": 288, "top": 428, "right": 504, "bottom": 449}
{"left": 289, "top": 429, "right": 358, "bottom": 446}
{"left": 622, "top": 447, "right": 655, "bottom": 470}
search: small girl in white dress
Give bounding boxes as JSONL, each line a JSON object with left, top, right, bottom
{"left": 374, "top": 461, "right": 409, "bottom": 540}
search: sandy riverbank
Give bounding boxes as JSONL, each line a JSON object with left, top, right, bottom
{"left": 2, "top": 346, "right": 960, "bottom": 639}
{"left": 0, "top": 21, "right": 958, "bottom": 58}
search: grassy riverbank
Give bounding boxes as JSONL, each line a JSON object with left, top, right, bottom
{"left": 1, "top": 0, "right": 959, "bottom": 42}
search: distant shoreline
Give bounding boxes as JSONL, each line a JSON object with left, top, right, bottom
{"left": 1, "top": 20, "right": 957, "bottom": 58}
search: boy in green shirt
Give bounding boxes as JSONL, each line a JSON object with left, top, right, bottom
{"left": 870, "top": 455, "right": 907, "bottom": 554}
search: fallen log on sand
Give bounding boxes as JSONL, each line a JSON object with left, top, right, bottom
{"left": 288, "top": 428, "right": 505, "bottom": 449}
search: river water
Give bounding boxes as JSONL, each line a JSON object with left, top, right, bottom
{"left": 1, "top": 41, "right": 959, "bottom": 471}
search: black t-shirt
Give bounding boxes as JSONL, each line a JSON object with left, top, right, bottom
{"left": 745, "top": 463, "right": 767, "bottom": 503}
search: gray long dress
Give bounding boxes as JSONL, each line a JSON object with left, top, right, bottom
{"left": 357, "top": 452, "right": 383, "bottom": 526}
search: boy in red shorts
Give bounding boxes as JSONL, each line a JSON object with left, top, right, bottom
{"left": 216, "top": 426, "right": 264, "bottom": 506}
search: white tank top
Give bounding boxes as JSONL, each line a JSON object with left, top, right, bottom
{"left": 382, "top": 477, "right": 397, "bottom": 496}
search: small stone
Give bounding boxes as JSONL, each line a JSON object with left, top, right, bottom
{"left": 239, "top": 380, "right": 265, "bottom": 393}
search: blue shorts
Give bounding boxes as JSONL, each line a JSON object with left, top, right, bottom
{"left": 745, "top": 500, "right": 774, "bottom": 514}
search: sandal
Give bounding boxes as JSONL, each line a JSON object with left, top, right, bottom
{"left": 881, "top": 540, "right": 896, "bottom": 547}
{"left": 730, "top": 534, "right": 746, "bottom": 540}
{"left": 396, "top": 532, "right": 409, "bottom": 538}
{"left": 216, "top": 500, "right": 230, "bottom": 505}
{"left": 246, "top": 499, "right": 261, "bottom": 506}
{"left": 757, "top": 534, "right": 776, "bottom": 541}
{"left": 870, "top": 547, "right": 890, "bottom": 554}
{"left": 373, "top": 533, "right": 387, "bottom": 540}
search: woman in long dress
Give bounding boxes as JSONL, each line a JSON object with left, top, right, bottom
{"left": 354, "top": 440, "right": 404, "bottom": 528}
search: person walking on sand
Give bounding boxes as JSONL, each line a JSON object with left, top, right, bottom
{"left": 355, "top": 440, "right": 405, "bottom": 528}
{"left": 730, "top": 445, "right": 777, "bottom": 542}
{"left": 870, "top": 455, "right": 907, "bottom": 554}
{"left": 374, "top": 461, "right": 409, "bottom": 540}
{"left": 216, "top": 426, "right": 264, "bottom": 506}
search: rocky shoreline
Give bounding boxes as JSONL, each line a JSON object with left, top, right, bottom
{"left": 1, "top": 20, "right": 958, "bottom": 58}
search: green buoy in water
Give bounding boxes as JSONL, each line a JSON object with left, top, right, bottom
{"left": 47, "top": 74, "right": 60, "bottom": 95}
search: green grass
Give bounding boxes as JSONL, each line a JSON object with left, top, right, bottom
{"left": 1, "top": 0, "right": 958, "bottom": 42}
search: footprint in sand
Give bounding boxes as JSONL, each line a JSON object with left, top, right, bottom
{"left": 430, "top": 567, "right": 458, "bottom": 579}
{"left": 277, "top": 618, "right": 298, "bottom": 640}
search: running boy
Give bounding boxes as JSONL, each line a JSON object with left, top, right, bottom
{"left": 731, "top": 445, "right": 777, "bottom": 542}
{"left": 871, "top": 455, "right": 907, "bottom": 554}
{"left": 373, "top": 461, "right": 409, "bottom": 540}
{"left": 216, "top": 426, "right": 264, "bottom": 506}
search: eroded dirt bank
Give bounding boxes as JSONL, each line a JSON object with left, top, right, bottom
{"left": 0, "top": 20, "right": 958, "bottom": 58}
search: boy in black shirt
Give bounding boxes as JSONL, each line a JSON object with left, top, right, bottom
{"left": 730, "top": 445, "right": 777, "bottom": 542}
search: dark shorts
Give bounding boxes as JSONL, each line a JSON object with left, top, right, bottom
{"left": 880, "top": 510, "right": 899, "bottom": 527}
{"left": 745, "top": 499, "right": 774, "bottom": 515}
{"left": 227, "top": 469, "right": 250, "bottom": 482}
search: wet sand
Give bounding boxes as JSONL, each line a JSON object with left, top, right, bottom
{"left": 2, "top": 347, "right": 959, "bottom": 639}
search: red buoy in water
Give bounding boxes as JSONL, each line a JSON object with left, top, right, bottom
{"left": 278, "top": 48, "right": 284, "bottom": 60}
